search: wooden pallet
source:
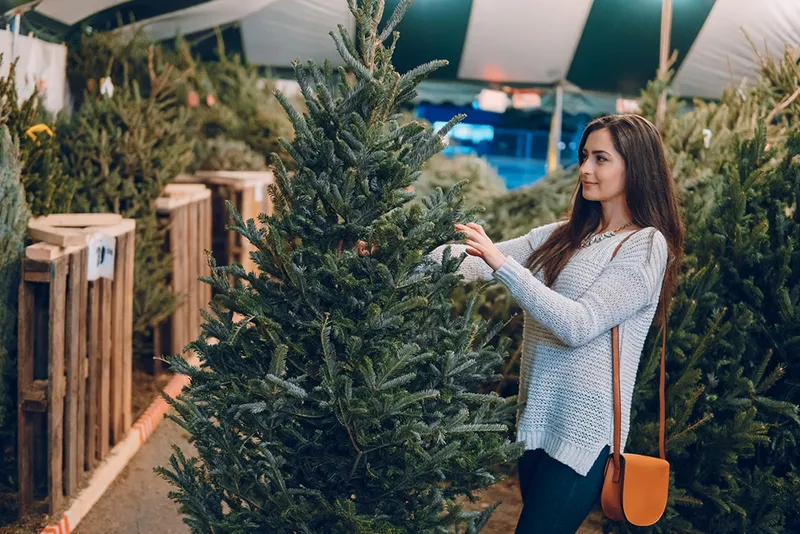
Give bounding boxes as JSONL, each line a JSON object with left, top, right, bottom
{"left": 153, "top": 184, "right": 213, "bottom": 372}
{"left": 175, "top": 171, "right": 274, "bottom": 275}
{"left": 18, "top": 215, "right": 135, "bottom": 517}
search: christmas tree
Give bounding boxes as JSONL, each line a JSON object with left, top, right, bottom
{"left": 177, "top": 29, "right": 298, "bottom": 169}
{"left": 440, "top": 46, "right": 800, "bottom": 530}
{"left": 193, "top": 136, "right": 269, "bottom": 172}
{"left": 0, "top": 57, "right": 72, "bottom": 216}
{"left": 412, "top": 153, "right": 506, "bottom": 212}
{"left": 66, "top": 23, "right": 165, "bottom": 108}
{"left": 158, "top": 1, "right": 524, "bottom": 532}
{"left": 60, "top": 51, "right": 195, "bottom": 361}
{"left": 0, "top": 126, "right": 30, "bottom": 512}
{"left": 611, "top": 126, "right": 800, "bottom": 533}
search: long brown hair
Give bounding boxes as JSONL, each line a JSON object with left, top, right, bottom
{"left": 524, "top": 114, "right": 685, "bottom": 323}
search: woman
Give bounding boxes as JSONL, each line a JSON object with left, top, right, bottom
{"left": 428, "top": 114, "right": 684, "bottom": 533}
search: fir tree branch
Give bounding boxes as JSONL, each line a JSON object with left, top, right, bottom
{"left": 330, "top": 30, "right": 376, "bottom": 85}
{"left": 379, "top": 0, "right": 413, "bottom": 42}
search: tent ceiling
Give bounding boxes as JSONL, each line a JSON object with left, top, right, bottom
{"left": 8, "top": 0, "right": 800, "bottom": 100}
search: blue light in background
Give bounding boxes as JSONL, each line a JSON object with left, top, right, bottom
{"left": 433, "top": 121, "right": 495, "bottom": 143}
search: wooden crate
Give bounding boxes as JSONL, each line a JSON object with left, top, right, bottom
{"left": 154, "top": 184, "right": 212, "bottom": 371}
{"left": 175, "top": 171, "right": 274, "bottom": 275}
{"left": 17, "top": 215, "right": 136, "bottom": 517}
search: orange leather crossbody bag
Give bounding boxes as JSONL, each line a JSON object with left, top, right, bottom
{"left": 600, "top": 231, "right": 670, "bottom": 526}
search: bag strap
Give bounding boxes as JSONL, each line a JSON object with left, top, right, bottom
{"left": 609, "top": 230, "right": 667, "bottom": 482}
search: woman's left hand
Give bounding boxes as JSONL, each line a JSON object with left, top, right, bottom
{"left": 454, "top": 222, "right": 506, "bottom": 272}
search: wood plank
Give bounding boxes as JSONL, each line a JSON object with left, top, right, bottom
{"left": 98, "top": 277, "right": 113, "bottom": 459}
{"left": 28, "top": 224, "right": 89, "bottom": 248}
{"left": 26, "top": 242, "right": 65, "bottom": 262}
{"left": 188, "top": 198, "right": 199, "bottom": 343}
{"left": 201, "top": 195, "right": 212, "bottom": 316}
{"left": 122, "top": 228, "right": 135, "bottom": 430}
{"left": 77, "top": 248, "right": 89, "bottom": 477}
{"left": 225, "top": 189, "right": 240, "bottom": 271}
{"left": 20, "top": 380, "right": 48, "bottom": 412}
{"left": 173, "top": 205, "right": 190, "bottom": 356}
{"left": 25, "top": 271, "right": 53, "bottom": 283}
{"left": 33, "top": 213, "right": 123, "bottom": 228}
{"left": 171, "top": 173, "right": 201, "bottom": 183}
{"left": 48, "top": 255, "right": 68, "bottom": 514}
{"left": 82, "top": 218, "right": 136, "bottom": 239}
{"left": 111, "top": 232, "right": 125, "bottom": 444}
{"left": 156, "top": 194, "right": 194, "bottom": 213}
{"left": 17, "top": 273, "right": 36, "bottom": 516}
{"left": 86, "top": 280, "right": 100, "bottom": 469}
{"left": 240, "top": 185, "right": 258, "bottom": 274}
{"left": 164, "top": 183, "right": 208, "bottom": 193}
{"left": 195, "top": 169, "right": 274, "bottom": 185}
{"left": 64, "top": 250, "right": 83, "bottom": 495}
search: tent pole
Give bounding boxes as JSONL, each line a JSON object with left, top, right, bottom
{"left": 656, "top": 0, "right": 673, "bottom": 129}
{"left": 546, "top": 82, "right": 564, "bottom": 173}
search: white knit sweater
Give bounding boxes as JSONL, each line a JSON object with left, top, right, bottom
{"left": 429, "top": 222, "right": 668, "bottom": 476}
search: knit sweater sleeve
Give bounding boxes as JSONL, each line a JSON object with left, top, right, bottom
{"left": 427, "top": 221, "right": 562, "bottom": 284}
{"left": 492, "top": 229, "right": 668, "bottom": 347}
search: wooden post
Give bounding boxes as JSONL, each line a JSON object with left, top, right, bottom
{"left": 155, "top": 185, "right": 213, "bottom": 366}
{"left": 18, "top": 216, "right": 136, "bottom": 515}
{"left": 187, "top": 198, "right": 200, "bottom": 348}
{"left": 175, "top": 170, "right": 275, "bottom": 279}
{"left": 200, "top": 192, "right": 212, "bottom": 316}
{"left": 17, "top": 251, "right": 68, "bottom": 516}
{"left": 656, "top": 0, "right": 673, "bottom": 130}
{"left": 64, "top": 248, "right": 87, "bottom": 495}
{"left": 17, "top": 260, "right": 35, "bottom": 516}
{"left": 546, "top": 82, "right": 564, "bottom": 173}
{"left": 122, "top": 230, "right": 135, "bottom": 430}
{"left": 111, "top": 232, "right": 125, "bottom": 444}
{"left": 86, "top": 277, "right": 100, "bottom": 470}
{"left": 98, "top": 276, "right": 112, "bottom": 459}
{"left": 47, "top": 257, "right": 67, "bottom": 514}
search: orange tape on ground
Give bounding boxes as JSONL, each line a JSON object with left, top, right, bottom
{"left": 41, "top": 515, "right": 69, "bottom": 534}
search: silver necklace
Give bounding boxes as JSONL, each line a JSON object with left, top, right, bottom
{"left": 580, "top": 221, "right": 633, "bottom": 248}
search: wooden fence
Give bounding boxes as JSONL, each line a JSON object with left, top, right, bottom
{"left": 153, "top": 183, "right": 212, "bottom": 371}
{"left": 17, "top": 215, "right": 135, "bottom": 516}
{"left": 176, "top": 170, "right": 274, "bottom": 275}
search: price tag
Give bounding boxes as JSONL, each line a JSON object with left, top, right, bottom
{"left": 87, "top": 233, "right": 116, "bottom": 281}
{"left": 254, "top": 183, "right": 264, "bottom": 203}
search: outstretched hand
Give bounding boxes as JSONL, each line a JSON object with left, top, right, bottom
{"left": 454, "top": 222, "right": 506, "bottom": 272}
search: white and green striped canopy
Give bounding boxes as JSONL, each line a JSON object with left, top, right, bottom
{"left": 237, "top": 0, "right": 800, "bottom": 100}
{"left": 14, "top": 0, "right": 800, "bottom": 100}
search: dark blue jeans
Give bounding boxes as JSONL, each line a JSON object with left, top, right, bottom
{"left": 514, "top": 445, "right": 610, "bottom": 534}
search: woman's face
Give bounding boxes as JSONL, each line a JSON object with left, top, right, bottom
{"left": 579, "top": 128, "right": 627, "bottom": 203}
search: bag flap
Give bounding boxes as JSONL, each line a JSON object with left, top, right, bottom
{"left": 621, "top": 454, "right": 669, "bottom": 526}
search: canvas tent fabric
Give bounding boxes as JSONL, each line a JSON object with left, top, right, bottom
{"left": 0, "top": 29, "right": 67, "bottom": 113}
{"left": 9, "top": 0, "right": 800, "bottom": 100}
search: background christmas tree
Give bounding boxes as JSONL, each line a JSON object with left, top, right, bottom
{"left": 59, "top": 52, "right": 195, "bottom": 361}
{"left": 0, "top": 126, "right": 30, "bottom": 522}
{"left": 608, "top": 125, "right": 800, "bottom": 534}
{"left": 433, "top": 44, "right": 800, "bottom": 531}
{"left": 193, "top": 137, "right": 270, "bottom": 172}
{"left": 158, "top": 1, "right": 525, "bottom": 532}
{"left": 0, "top": 57, "right": 72, "bottom": 216}
{"left": 175, "top": 29, "right": 299, "bottom": 171}
{"left": 66, "top": 23, "right": 163, "bottom": 108}
{"left": 412, "top": 153, "right": 506, "bottom": 211}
